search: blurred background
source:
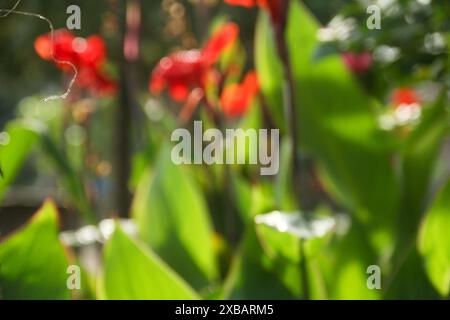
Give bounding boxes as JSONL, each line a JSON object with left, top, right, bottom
{"left": 1, "top": 0, "right": 450, "bottom": 300}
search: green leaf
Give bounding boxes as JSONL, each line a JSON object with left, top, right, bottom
{"left": 324, "top": 222, "right": 380, "bottom": 300}
{"left": 396, "top": 94, "right": 449, "bottom": 250}
{"left": 418, "top": 180, "right": 450, "bottom": 297}
{"left": 230, "top": 172, "right": 276, "bottom": 224}
{"left": 223, "top": 227, "right": 298, "bottom": 299}
{"left": 254, "top": 211, "right": 337, "bottom": 299}
{"left": 0, "top": 122, "right": 39, "bottom": 202}
{"left": 312, "top": 42, "right": 340, "bottom": 62}
{"left": 101, "top": 225, "right": 198, "bottom": 300}
{"left": 254, "top": 211, "right": 336, "bottom": 263}
{"left": 39, "top": 130, "right": 95, "bottom": 223}
{"left": 1, "top": 120, "right": 95, "bottom": 222}
{"left": 0, "top": 200, "right": 71, "bottom": 299}
{"left": 226, "top": 210, "right": 336, "bottom": 300}
{"left": 386, "top": 248, "right": 439, "bottom": 299}
{"left": 255, "top": 2, "right": 399, "bottom": 247}
{"left": 274, "top": 138, "right": 296, "bottom": 211}
{"left": 132, "top": 145, "right": 218, "bottom": 289}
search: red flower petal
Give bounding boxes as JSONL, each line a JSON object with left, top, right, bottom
{"left": 35, "top": 30, "right": 77, "bottom": 69}
{"left": 221, "top": 71, "right": 259, "bottom": 118}
{"left": 169, "top": 83, "right": 190, "bottom": 102}
{"left": 149, "top": 73, "right": 166, "bottom": 95}
{"left": 35, "top": 29, "right": 116, "bottom": 97}
{"left": 242, "top": 70, "right": 259, "bottom": 94}
{"left": 149, "top": 23, "right": 241, "bottom": 103}
{"left": 149, "top": 50, "right": 205, "bottom": 101}
{"left": 391, "top": 88, "right": 420, "bottom": 107}
{"left": 77, "top": 36, "right": 106, "bottom": 67}
{"left": 34, "top": 35, "right": 53, "bottom": 60}
{"left": 224, "top": 0, "right": 257, "bottom": 8}
{"left": 224, "top": 0, "right": 281, "bottom": 25}
{"left": 342, "top": 52, "right": 373, "bottom": 74}
{"left": 202, "top": 22, "right": 239, "bottom": 66}
{"left": 257, "top": 0, "right": 282, "bottom": 24}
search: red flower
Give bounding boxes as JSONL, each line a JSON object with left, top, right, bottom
{"left": 224, "top": 0, "right": 282, "bottom": 25}
{"left": 76, "top": 36, "right": 107, "bottom": 67}
{"left": 34, "top": 30, "right": 116, "bottom": 96}
{"left": 35, "top": 30, "right": 78, "bottom": 71}
{"left": 150, "top": 50, "right": 206, "bottom": 102}
{"left": 342, "top": 52, "right": 373, "bottom": 74}
{"left": 391, "top": 87, "right": 420, "bottom": 107}
{"left": 220, "top": 71, "right": 259, "bottom": 118}
{"left": 202, "top": 22, "right": 239, "bottom": 66}
{"left": 149, "top": 22, "right": 239, "bottom": 102}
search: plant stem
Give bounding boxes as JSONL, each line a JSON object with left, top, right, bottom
{"left": 215, "top": 112, "right": 242, "bottom": 247}
{"left": 274, "top": 0, "right": 310, "bottom": 300}
{"left": 115, "top": 0, "right": 140, "bottom": 218}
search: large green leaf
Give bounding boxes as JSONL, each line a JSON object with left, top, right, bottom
{"left": 254, "top": 211, "right": 336, "bottom": 299}
{"left": 222, "top": 226, "right": 298, "bottom": 299}
{"left": 255, "top": 1, "right": 399, "bottom": 246}
{"left": 323, "top": 222, "right": 380, "bottom": 300}
{"left": 132, "top": 146, "right": 218, "bottom": 289}
{"left": 222, "top": 210, "right": 335, "bottom": 300}
{"left": 0, "top": 98, "right": 65, "bottom": 202}
{"left": 396, "top": 94, "right": 449, "bottom": 251}
{"left": 101, "top": 225, "right": 198, "bottom": 300}
{"left": 0, "top": 122, "right": 39, "bottom": 202}
{"left": 418, "top": 180, "right": 450, "bottom": 297}
{"left": 385, "top": 248, "right": 439, "bottom": 299}
{"left": 0, "top": 200, "right": 71, "bottom": 299}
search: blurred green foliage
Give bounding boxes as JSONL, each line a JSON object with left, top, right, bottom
{"left": 1, "top": 0, "right": 450, "bottom": 301}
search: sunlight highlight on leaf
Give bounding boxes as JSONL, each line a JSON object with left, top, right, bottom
{"left": 255, "top": 211, "right": 336, "bottom": 240}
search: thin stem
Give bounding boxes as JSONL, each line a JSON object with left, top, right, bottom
{"left": 275, "top": 25, "right": 301, "bottom": 210}
{"left": 115, "top": 0, "right": 141, "bottom": 218}
{"left": 274, "top": 0, "right": 310, "bottom": 300}
{"left": 215, "top": 112, "right": 242, "bottom": 247}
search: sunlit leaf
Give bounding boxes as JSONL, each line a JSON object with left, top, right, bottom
{"left": 255, "top": 210, "right": 336, "bottom": 261}
{"left": 419, "top": 180, "right": 450, "bottom": 297}
{"left": 274, "top": 138, "right": 296, "bottom": 211}
{"left": 255, "top": 211, "right": 336, "bottom": 240}
{"left": 226, "top": 209, "right": 337, "bottom": 300}
{"left": 0, "top": 122, "right": 39, "bottom": 202}
{"left": 101, "top": 225, "right": 198, "bottom": 300}
{"left": 396, "top": 93, "right": 449, "bottom": 251}
{"left": 231, "top": 172, "right": 276, "bottom": 224}
{"left": 254, "top": 210, "right": 337, "bottom": 299}
{"left": 223, "top": 227, "right": 298, "bottom": 299}
{"left": 324, "top": 222, "right": 381, "bottom": 300}
{"left": 132, "top": 145, "right": 218, "bottom": 289}
{"left": 0, "top": 200, "right": 71, "bottom": 299}
{"left": 255, "top": 1, "right": 400, "bottom": 248}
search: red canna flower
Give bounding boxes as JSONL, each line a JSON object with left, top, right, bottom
{"left": 224, "top": 0, "right": 255, "bottom": 6}
{"left": 77, "top": 66, "right": 117, "bottom": 96}
{"left": 224, "top": 0, "right": 282, "bottom": 25}
{"left": 220, "top": 71, "right": 259, "bottom": 118}
{"left": 202, "top": 22, "right": 239, "bottom": 66}
{"left": 34, "top": 30, "right": 116, "bottom": 96}
{"left": 76, "top": 36, "right": 107, "bottom": 67}
{"left": 391, "top": 87, "right": 420, "bottom": 107}
{"left": 150, "top": 50, "right": 206, "bottom": 102}
{"left": 149, "top": 22, "right": 239, "bottom": 102}
{"left": 35, "top": 30, "right": 78, "bottom": 71}
{"left": 342, "top": 52, "right": 373, "bottom": 74}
